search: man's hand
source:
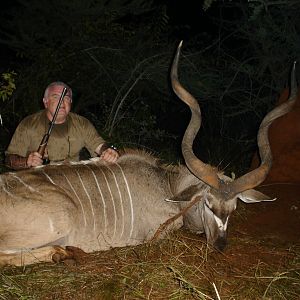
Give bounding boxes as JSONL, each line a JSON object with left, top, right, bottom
{"left": 27, "top": 152, "right": 43, "bottom": 167}
{"left": 100, "top": 148, "right": 119, "bottom": 163}
{"left": 96, "top": 143, "right": 120, "bottom": 163}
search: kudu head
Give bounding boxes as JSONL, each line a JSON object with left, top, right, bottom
{"left": 171, "top": 41, "right": 297, "bottom": 251}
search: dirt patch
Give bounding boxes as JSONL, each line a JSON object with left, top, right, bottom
{"left": 233, "top": 184, "right": 300, "bottom": 245}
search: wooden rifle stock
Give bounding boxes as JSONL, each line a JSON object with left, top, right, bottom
{"left": 37, "top": 87, "right": 68, "bottom": 164}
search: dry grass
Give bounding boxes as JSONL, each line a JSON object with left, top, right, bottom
{"left": 0, "top": 229, "right": 299, "bottom": 300}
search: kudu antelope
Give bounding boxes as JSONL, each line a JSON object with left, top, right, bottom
{"left": 0, "top": 43, "right": 297, "bottom": 266}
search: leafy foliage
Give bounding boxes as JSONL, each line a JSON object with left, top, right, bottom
{"left": 0, "top": 71, "right": 17, "bottom": 102}
{"left": 246, "top": 0, "right": 300, "bottom": 88}
{"left": 0, "top": 71, "right": 18, "bottom": 172}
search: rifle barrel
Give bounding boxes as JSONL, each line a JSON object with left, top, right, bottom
{"left": 47, "top": 87, "right": 68, "bottom": 135}
{"left": 37, "top": 87, "right": 68, "bottom": 157}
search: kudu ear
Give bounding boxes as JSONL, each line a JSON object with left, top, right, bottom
{"left": 165, "top": 184, "right": 200, "bottom": 203}
{"left": 217, "top": 173, "right": 276, "bottom": 203}
{"left": 238, "top": 189, "right": 276, "bottom": 203}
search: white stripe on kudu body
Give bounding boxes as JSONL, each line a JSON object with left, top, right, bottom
{"left": 115, "top": 163, "right": 134, "bottom": 241}
{"left": 1, "top": 177, "right": 16, "bottom": 199}
{"left": 11, "top": 174, "right": 38, "bottom": 193}
{"left": 60, "top": 172, "right": 88, "bottom": 227}
{"left": 42, "top": 170, "right": 56, "bottom": 185}
{"left": 75, "top": 170, "right": 96, "bottom": 231}
{"left": 96, "top": 166, "right": 118, "bottom": 239}
{"left": 104, "top": 164, "right": 125, "bottom": 239}
{"left": 43, "top": 169, "right": 89, "bottom": 227}
{"left": 84, "top": 165, "right": 108, "bottom": 235}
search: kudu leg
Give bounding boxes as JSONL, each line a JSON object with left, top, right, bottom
{"left": 0, "top": 245, "right": 77, "bottom": 266}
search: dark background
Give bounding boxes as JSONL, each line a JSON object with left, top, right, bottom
{"left": 0, "top": 0, "right": 299, "bottom": 174}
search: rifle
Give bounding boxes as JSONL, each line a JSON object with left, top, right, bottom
{"left": 37, "top": 87, "right": 68, "bottom": 164}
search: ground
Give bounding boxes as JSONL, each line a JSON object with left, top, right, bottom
{"left": 235, "top": 183, "right": 300, "bottom": 245}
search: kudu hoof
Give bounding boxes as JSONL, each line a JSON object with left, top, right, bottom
{"left": 51, "top": 246, "right": 87, "bottom": 265}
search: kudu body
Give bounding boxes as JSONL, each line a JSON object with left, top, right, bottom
{"left": 0, "top": 43, "right": 297, "bottom": 266}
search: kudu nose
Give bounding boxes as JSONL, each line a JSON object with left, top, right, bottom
{"left": 214, "top": 236, "right": 227, "bottom": 252}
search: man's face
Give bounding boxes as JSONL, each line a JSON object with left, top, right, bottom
{"left": 43, "top": 85, "right": 72, "bottom": 124}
